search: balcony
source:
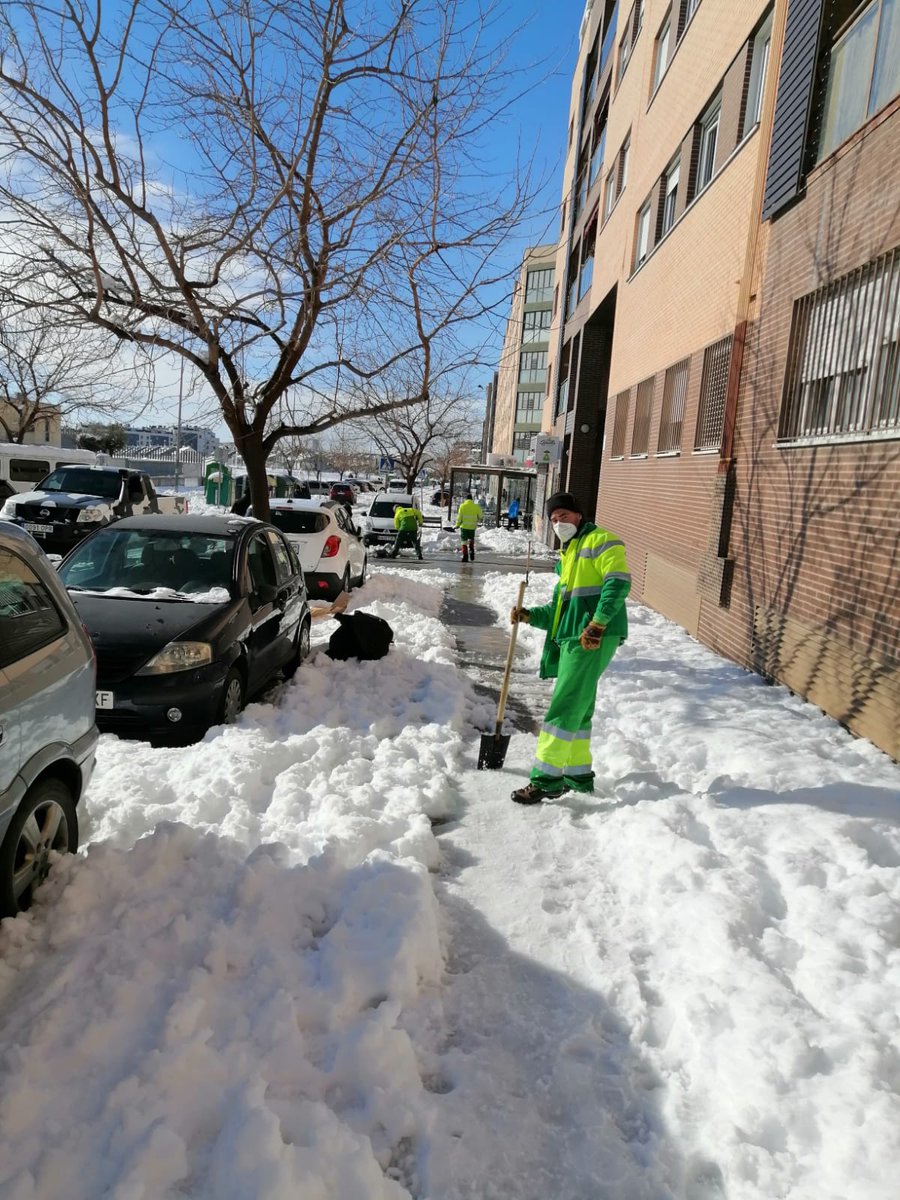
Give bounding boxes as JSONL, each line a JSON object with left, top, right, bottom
{"left": 578, "top": 256, "right": 594, "bottom": 302}
{"left": 573, "top": 170, "right": 588, "bottom": 221}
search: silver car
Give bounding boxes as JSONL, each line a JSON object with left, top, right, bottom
{"left": 0, "top": 521, "right": 98, "bottom": 917}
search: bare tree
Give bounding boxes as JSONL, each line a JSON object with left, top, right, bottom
{"left": 323, "top": 425, "right": 372, "bottom": 480}
{"left": 363, "top": 372, "right": 477, "bottom": 489}
{"left": 0, "top": 0, "right": 533, "bottom": 517}
{"left": 0, "top": 297, "right": 145, "bottom": 443}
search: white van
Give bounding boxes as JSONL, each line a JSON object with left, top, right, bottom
{"left": 0, "top": 443, "right": 98, "bottom": 501}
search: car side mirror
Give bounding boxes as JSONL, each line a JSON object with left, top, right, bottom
{"left": 255, "top": 583, "right": 278, "bottom": 606}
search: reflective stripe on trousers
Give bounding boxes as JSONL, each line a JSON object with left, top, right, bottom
{"left": 530, "top": 635, "right": 619, "bottom": 792}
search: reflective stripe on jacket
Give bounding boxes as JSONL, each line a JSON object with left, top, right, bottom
{"left": 527, "top": 521, "right": 631, "bottom": 679}
{"left": 455, "top": 499, "right": 482, "bottom": 530}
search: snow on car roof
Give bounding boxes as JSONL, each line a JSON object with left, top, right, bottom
{"left": 267, "top": 498, "right": 333, "bottom": 511}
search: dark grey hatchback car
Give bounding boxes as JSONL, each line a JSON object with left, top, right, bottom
{"left": 0, "top": 521, "right": 98, "bottom": 917}
{"left": 58, "top": 514, "right": 312, "bottom": 742}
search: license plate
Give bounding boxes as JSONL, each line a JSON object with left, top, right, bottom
{"left": 24, "top": 522, "right": 53, "bottom": 535}
{"left": 95, "top": 691, "right": 115, "bottom": 710}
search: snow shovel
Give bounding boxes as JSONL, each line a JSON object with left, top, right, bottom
{"left": 477, "top": 543, "right": 531, "bottom": 770}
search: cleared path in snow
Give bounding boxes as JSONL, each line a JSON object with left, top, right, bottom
{"left": 426, "top": 567, "right": 900, "bottom": 1200}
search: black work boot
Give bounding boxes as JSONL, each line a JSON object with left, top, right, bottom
{"left": 511, "top": 782, "right": 565, "bottom": 805}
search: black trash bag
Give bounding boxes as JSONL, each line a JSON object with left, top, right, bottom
{"left": 326, "top": 610, "right": 394, "bottom": 661}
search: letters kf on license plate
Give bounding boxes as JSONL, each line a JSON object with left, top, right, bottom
{"left": 24, "top": 522, "right": 53, "bottom": 535}
{"left": 95, "top": 691, "right": 115, "bottom": 710}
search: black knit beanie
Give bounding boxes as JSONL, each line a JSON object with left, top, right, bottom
{"left": 545, "top": 491, "right": 581, "bottom": 517}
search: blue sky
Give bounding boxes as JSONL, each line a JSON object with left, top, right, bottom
{"left": 117, "top": 0, "right": 587, "bottom": 436}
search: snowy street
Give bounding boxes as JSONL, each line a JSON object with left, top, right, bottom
{"left": 1, "top": 543, "right": 898, "bottom": 1200}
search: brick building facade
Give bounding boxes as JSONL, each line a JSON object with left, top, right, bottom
{"left": 541, "top": 0, "right": 899, "bottom": 758}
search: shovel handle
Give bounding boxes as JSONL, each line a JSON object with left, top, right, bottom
{"left": 496, "top": 579, "right": 527, "bottom": 732}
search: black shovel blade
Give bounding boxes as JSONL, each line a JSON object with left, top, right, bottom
{"left": 477, "top": 732, "right": 511, "bottom": 770}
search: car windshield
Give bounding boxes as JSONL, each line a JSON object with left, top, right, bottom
{"left": 37, "top": 468, "right": 123, "bottom": 498}
{"left": 260, "top": 509, "right": 328, "bottom": 535}
{"left": 59, "top": 528, "right": 235, "bottom": 598}
{"left": 370, "top": 501, "right": 401, "bottom": 518}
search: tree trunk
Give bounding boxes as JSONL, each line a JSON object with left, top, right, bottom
{"left": 242, "top": 430, "right": 272, "bottom": 521}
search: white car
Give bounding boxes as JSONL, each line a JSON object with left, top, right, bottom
{"left": 362, "top": 491, "right": 414, "bottom": 553}
{"left": 251, "top": 499, "right": 367, "bottom": 600}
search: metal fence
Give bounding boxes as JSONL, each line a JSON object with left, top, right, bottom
{"left": 657, "top": 358, "right": 690, "bottom": 454}
{"left": 695, "top": 335, "right": 732, "bottom": 451}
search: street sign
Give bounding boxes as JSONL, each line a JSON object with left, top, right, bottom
{"left": 379, "top": 456, "right": 395, "bottom": 471}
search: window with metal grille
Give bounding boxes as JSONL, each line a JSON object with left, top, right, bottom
{"left": 779, "top": 246, "right": 900, "bottom": 443}
{"left": 694, "top": 335, "right": 732, "bottom": 450}
{"left": 630, "top": 377, "right": 655, "bottom": 455}
{"left": 610, "top": 390, "right": 630, "bottom": 458}
{"left": 657, "top": 358, "right": 690, "bottom": 453}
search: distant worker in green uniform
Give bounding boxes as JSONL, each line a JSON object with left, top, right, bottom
{"left": 455, "top": 493, "right": 483, "bottom": 563}
{"left": 389, "top": 502, "right": 424, "bottom": 559}
{"left": 509, "top": 491, "right": 631, "bottom": 805}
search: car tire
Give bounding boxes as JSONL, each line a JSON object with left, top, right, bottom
{"left": 0, "top": 777, "right": 78, "bottom": 918}
{"left": 283, "top": 620, "right": 311, "bottom": 679}
{"left": 355, "top": 556, "right": 367, "bottom": 588}
{"left": 218, "top": 667, "right": 245, "bottom": 725}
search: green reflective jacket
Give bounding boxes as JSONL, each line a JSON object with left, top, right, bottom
{"left": 527, "top": 520, "right": 631, "bottom": 679}
{"left": 394, "top": 506, "right": 424, "bottom": 531}
{"left": 455, "top": 499, "right": 482, "bottom": 530}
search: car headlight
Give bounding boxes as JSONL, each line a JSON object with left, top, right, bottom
{"left": 76, "top": 506, "right": 109, "bottom": 523}
{"left": 1, "top": 499, "right": 17, "bottom": 519}
{"left": 136, "top": 641, "right": 213, "bottom": 675}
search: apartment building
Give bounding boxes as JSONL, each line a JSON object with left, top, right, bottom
{"left": 491, "top": 245, "right": 556, "bottom": 463}
{"left": 545, "top": 0, "right": 899, "bottom": 757}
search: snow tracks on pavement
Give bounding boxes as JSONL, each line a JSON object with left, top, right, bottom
{"left": 459, "top": 571, "right": 900, "bottom": 1200}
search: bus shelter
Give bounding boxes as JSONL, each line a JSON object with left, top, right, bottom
{"left": 448, "top": 465, "right": 538, "bottom": 530}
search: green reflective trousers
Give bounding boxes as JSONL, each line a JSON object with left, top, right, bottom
{"left": 529, "top": 635, "right": 619, "bottom": 794}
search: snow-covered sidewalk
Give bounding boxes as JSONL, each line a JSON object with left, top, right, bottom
{"left": 0, "top": 563, "right": 897, "bottom": 1200}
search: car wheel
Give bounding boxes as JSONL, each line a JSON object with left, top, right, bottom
{"left": 0, "top": 777, "right": 78, "bottom": 918}
{"left": 218, "top": 668, "right": 245, "bottom": 725}
{"left": 355, "top": 555, "right": 367, "bottom": 588}
{"left": 283, "top": 620, "right": 310, "bottom": 679}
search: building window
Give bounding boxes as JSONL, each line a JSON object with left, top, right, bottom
{"left": 603, "top": 133, "right": 630, "bottom": 222}
{"left": 661, "top": 157, "right": 680, "bottom": 235}
{"left": 657, "top": 358, "right": 690, "bottom": 453}
{"left": 652, "top": 10, "right": 672, "bottom": 92}
{"left": 618, "top": 135, "right": 630, "bottom": 192}
{"left": 610, "top": 390, "right": 630, "bottom": 458}
{"left": 618, "top": 29, "right": 631, "bottom": 84}
{"left": 779, "top": 246, "right": 900, "bottom": 443}
{"left": 634, "top": 200, "right": 652, "bottom": 270}
{"left": 679, "top": 0, "right": 701, "bottom": 36}
{"left": 631, "top": 376, "right": 655, "bottom": 455}
{"left": 743, "top": 12, "right": 773, "bottom": 137}
{"left": 604, "top": 167, "right": 617, "bottom": 220}
{"left": 695, "top": 335, "right": 732, "bottom": 450}
{"left": 519, "top": 351, "right": 548, "bottom": 385}
{"left": 512, "top": 431, "right": 532, "bottom": 460}
{"left": 526, "top": 268, "right": 554, "bottom": 303}
{"left": 818, "top": 0, "right": 900, "bottom": 162}
{"left": 522, "top": 309, "right": 552, "bottom": 344}
{"left": 697, "top": 98, "right": 721, "bottom": 192}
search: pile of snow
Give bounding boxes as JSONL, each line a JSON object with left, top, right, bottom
{"left": 421, "top": 524, "right": 555, "bottom": 559}
{"left": 0, "top": 566, "right": 470, "bottom": 1200}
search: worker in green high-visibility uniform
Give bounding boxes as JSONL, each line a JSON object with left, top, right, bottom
{"left": 509, "top": 490, "right": 631, "bottom": 805}
{"left": 455, "top": 493, "right": 483, "bottom": 562}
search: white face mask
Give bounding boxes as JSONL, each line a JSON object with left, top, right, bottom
{"left": 552, "top": 520, "right": 579, "bottom": 543}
